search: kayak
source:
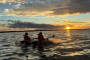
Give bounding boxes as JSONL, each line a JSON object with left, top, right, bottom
{"left": 15, "top": 38, "right": 61, "bottom": 59}
{"left": 15, "top": 38, "right": 61, "bottom": 48}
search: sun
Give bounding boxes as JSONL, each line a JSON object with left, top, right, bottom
{"left": 66, "top": 27, "right": 70, "bottom": 29}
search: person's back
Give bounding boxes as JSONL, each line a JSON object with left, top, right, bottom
{"left": 37, "top": 32, "right": 44, "bottom": 51}
{"left": 23, "top": 32, "right": 31, "bottom": 47}
{"left": 37, "top": 32, "right": 44, "bottom": 41}
{"left": 23, "top": 34, "right": 31, "bottom": 41}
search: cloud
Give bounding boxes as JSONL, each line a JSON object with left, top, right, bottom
{"left": 63, "top": 21, "right": 87, "bottom": 26}
{"left": 0, "top": 20, "right": 90, "bottom": 30}
{"left": 63, "top": 21, "right": 87, "bottom": 23}
{"left": 4, "top": 9, "right": 9, "bottom": 13}
{"left": 52, "top": 21, "right": 61, "bottom": 22}
{"left": 9, "top": 3, "right": 11, "bottom": 5}
{"left": 49, "top": 0, "right": 90, "bottom": 16}
{"left": 12, "top": 3, "right": 21, "bottom": 9}
{"left": 3, "top": 0, "right": 69, "bottom": 16}
{"left": 0, "top": 24, "right": 7, "bottom": 27}
{"left": 2, "top": 0, "right": 90, "bottom": 17}
{"left": 62, "top": 21, "right": 90, "bottom": 29}
{"left": 8, "top": 20, "right": 65, "bottom": 30}
{"left": 49, "top": 21, "right": 90, "bottom": 29}
{"left": 0, "top": 0, "right": 6, "bottom": 4}
{"left": 0, "top": 20, "right": 15, "bottom": 22}
{"left": 0, "top": 24, "right": 8, "bottom": 31}
{"left": 8, "top": 2, "right": 53, "bottom": 16}
{"left": 0, "top": 0, "right": 27, "bottom": 4}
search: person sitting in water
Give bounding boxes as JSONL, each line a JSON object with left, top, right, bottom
{"left": 22, "top": 32, "right": 31, "bottom": 47}
{"left": 37, "top": 32, "right": 44, "bottom": 51}
{"left": 24, "top": 33, "right": 31, "bottom": 41}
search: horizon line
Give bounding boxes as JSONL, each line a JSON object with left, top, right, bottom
{"left": 0, "top": 29, "right": 90, "bottom": 33}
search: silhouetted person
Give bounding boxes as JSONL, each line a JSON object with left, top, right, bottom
{"left": 37, "top": 32, "right": 44, "bottom": 51}
{"left": 22, "top": 32, "right": 31, "bottom": 47}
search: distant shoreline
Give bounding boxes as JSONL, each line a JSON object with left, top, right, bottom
{"left": 0, "top": 30, "right": 56, "bottom": 33}
{"left": 0, "top": 29, "right": 90, "bottom": 33}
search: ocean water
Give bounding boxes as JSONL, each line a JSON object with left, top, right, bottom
{"left": 0, "top": 29, "right": 90, "bottom": 60}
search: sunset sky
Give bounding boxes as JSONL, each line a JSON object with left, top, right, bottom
{"left": 0, "top": 0, "right": 90, "bottom": 31}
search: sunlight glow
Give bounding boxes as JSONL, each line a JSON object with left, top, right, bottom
{"left": 66, "top": 27, "right": 70, "bottom": 29}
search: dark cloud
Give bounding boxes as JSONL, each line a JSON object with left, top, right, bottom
{"left": 0, "top": 24, "right": 7, "bottom": 27}
{"left": 7, "top": 0, "right": 90, "bottom": 16}
{"left": 8, "top": 21, "right": 65, "bottom": 30}
{"left": 10, "top": 2, "right": 51, "bottom": 16}
{"left": 0, "top": 20, "right": 15, "bottom": 22}
{"left": 7, "top": 0, "right": 68, "bottom": 16}
{"left": 69, "top": 0, "right": 90, "bottom": 13}
{"left": 49, "top": 0, "right": 90, "bottom": 16}
{"left": 6, "top": 20, "right": 14, "bottom": 22}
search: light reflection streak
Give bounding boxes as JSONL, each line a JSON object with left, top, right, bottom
{"left": 61, "top": 50, "right": 90, "bottom": 56}
{"left": 65, "top": 30, "right": 74, "bottom": 48}
{"left": 67, "top": 29, "right": 71, "bottom": 39}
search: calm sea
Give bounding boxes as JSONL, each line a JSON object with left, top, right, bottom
{"left": 0, "top": 29, "right": 90, "bottom": 60}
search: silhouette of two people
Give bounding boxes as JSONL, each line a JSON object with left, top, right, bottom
{"left": 21, "top": 32, "right": 44, "bottom": 51}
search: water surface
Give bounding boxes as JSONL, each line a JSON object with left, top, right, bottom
{"left": 0, "top": 29, "right": 90, "bottom": 60}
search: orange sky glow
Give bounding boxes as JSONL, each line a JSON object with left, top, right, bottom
{"left": 0, "top": 0, "right": 90, "bottom": 31}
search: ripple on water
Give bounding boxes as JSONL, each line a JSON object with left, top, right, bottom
{"left": 4, "top": 57, "right": 19, "bottom": 60}
{"left": 4, "top": 54, "right": 14, "bottom": 56}
{"left": 17, "top": 53, "right": 26, "bottom": 56}
{"left": 3, "top": 44, "right": 10, "bottom": 47}
{"left": 0, "top": 40, "right": 6, "bottom": 42}
{"left": 0, "top": 54, "right": 7, "bottom": 57}
{"left": 11, "top": 52, "right": 17, "bottom": 54}
{"left": 0, "top": 30, "right": 90, "bottom": 59}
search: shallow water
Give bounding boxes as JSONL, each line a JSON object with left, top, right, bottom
{"left": 0, "top": 29, "right": 90, "bottom": 60}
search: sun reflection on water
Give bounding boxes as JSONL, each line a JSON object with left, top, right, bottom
{"left": 0, "top": 30, "right": 90, "bottom": 60}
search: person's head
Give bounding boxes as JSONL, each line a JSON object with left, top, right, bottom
{"left": 25, "top": 32, "right": 28, "bottom": 35}
{"left": 39, "top": 32, "right": 42, "bottom": 35}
